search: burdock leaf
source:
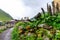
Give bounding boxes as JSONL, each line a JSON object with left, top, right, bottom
{"left": 34, "top": 12, "right": 41, "bottom": 19}
{"left": 41, "top": 8, "right": 45, "bottom": 18}
{"left": 47, "top": 3, "right": 49, "bottom": 12}
{"left": 48, "top": 5, "right": 52, "bottom": 16}
{"left": 52, "top": 1, "right": 55, "bottom": 15}
{"left": 56, "top": 3, "right": 59, "bottom": 12}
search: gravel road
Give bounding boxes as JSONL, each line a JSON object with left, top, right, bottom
{"left": 0, "top": 28, "right": 13, "bottom": 40}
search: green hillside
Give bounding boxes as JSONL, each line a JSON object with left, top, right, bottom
{"left": 0, "top": 9, "right": 13, "bottom": 21}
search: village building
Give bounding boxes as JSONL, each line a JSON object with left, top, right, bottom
{"left": 5, "top": 20, "right": 16, "bottom": 28}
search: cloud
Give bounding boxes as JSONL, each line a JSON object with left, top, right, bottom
{"left": 0, "top": 0, "right": 34, "bottom": 19}
{"left": 23, "top": 0, "right": 53, "bottom": 11}
{"left": 23, "top": 0, "right": 52, "bottom": 7}
{"left": 0, "top": 0, "right": 53, "bottom": 19}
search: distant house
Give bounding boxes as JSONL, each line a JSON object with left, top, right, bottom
{"left": 21, "top": 17, "right": 30, "bottom": 22}
{"left": 0, "top": 21, "right": 3, "bottom": 26}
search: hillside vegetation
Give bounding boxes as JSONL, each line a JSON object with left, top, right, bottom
{"left": 0, "top": 9, "right": 13, "bottom": 21}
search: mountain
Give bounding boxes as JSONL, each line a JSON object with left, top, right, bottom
{"left": 0, "top": 9, "right": 13, "bottom": 21}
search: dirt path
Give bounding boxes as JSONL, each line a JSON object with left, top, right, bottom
{"left": 0, "top": 28, "right": 13, "bottom": 40}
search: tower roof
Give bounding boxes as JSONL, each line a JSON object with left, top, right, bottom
{"left": 54, "top": 0, "right": 60, "bottom": 3}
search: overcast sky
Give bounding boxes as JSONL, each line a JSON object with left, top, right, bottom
{"left": 0, "top": 0, "right": 53, "bottom": 19}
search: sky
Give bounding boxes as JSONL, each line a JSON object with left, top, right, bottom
{"left": 0, "top": 0, "right": 53, "bottom": 19}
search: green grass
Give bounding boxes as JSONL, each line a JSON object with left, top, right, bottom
{"left": 0, "top": 9, "right": 13, "bottom": 21}
{"left": 0, "top": 29, "right": 5, "bottom": 33}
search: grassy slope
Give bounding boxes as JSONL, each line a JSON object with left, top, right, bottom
{"left": 0, "top": 9, "right": 13, "bottom": 21}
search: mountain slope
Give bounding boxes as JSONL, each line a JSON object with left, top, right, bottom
{"left": 0, "top": 9, "right": 13, "bottom": 21}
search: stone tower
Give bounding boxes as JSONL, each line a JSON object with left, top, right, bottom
{"left": 53, "top": 0, "right": 60, "bottom": 13}
{"left": 54, "top": 0, "right": 60, "bottom": 7}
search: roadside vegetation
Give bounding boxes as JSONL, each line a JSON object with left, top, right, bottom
{"left": 0, "top": 26, "right": 6, "bottom": 33}
{"left": 0, "top": 9, "right": 13, "bottom": 33}
{"left": 12, "top": 1, "right": 60, "bottom": 40}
